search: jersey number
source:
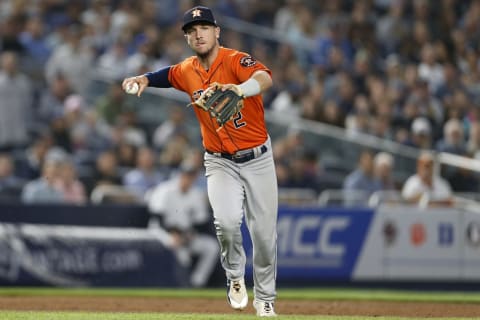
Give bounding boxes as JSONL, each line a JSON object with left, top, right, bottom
{"left": 233, "top": 112, "right": 246, "bottom": 129}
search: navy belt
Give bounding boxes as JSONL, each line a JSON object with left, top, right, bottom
{"left": 206, "top": 145, "right": 267, "bottom": 163}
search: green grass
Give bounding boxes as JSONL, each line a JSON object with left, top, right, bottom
{"left": 1, "top": 288, "right": 480, "bottom": 319}
{"left": 0, "top": 287, "right": 479, "bottom": 303}
{"left": 0, "top": 312, "right": 476, "bottom": 320}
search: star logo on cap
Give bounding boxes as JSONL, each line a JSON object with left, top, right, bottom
{"left": 192, "top": 8, "right": 202, "bottom": 18}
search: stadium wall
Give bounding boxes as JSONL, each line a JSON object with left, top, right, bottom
{"left": 0, "top": 204, "right": 479, "bottom": 287}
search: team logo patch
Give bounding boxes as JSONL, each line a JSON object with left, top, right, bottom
{"left": 192, "top": 8, "right": 202, "bottom": 18}
{"left": 240, "top": 55, "right": 256, "bottom": 67}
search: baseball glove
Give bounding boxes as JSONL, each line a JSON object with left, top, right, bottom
{"left": 191, "top": 83, "right": 245, "bottom": 128}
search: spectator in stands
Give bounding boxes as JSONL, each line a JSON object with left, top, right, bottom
{"left": 0, "top": 51, "right": 33, "bottom": 151}
{"left": 321, "top": 99, "right": 346, "bottom": 128}
{"left": 95, "top": 80, "right": 133, "bottom": 126}
{"left": 68, "top": 109, "right": 112, "bottom": 160}
{"left": 152, "top": 105, "right": 188, "bottom": 151}
{"left": 273, "top": 0, "right": 303, "bottom": 35}
{"left": 85, "top": 150, "right": 122, "bottom": 195}
{"left": 283, "top": 4, "right": 317, "bottom": 67}
{"left": 271, "top": 78, "right": 306, "bottom": 119}
{"left": 49, "top": 111, "right": 72, "bottom": 153}
{"left": 125, "top": 39, "right": 157, "bottom": 76}
{"left": 0, "top": 153, "right": 25, "bottom": 201}
{"left": 343, "top": 150, "right": 380, "bottom": 205}
{"left": 282, "top": 151, "right": 319, "bottom": 192}
{"left": 467, "top": 121, "right": 480, "bottom": 159}
{"left": 435, "top": 63, "right": 463, "bottom": 101}
{"left": 436, "top": 118, "right": 467, "bottom": 155}
{"left": 348, "top": 1, "right": 376, "bottom": 58}
{"left": 401, "top": 151, "right": 453, "bottom": 206}
{"left": 115, "top": 141, "right": 137, "bottom": 174}
{"left": 123, "top": 146, "right": 165, "bottom": 199}
{"left": 343, "top": 149, "right": 380, "bottom": 205}
{"left": 4, "top": 0, "right": 480, "bottom": 207}
{"left": 109, "top": 0, "right": 133, "bottom": 41}
{"left": 351, "top": 49, "right": 373, "bottom": 96}
{"left": 53, "top": 159, "right": 87, "bottom": 205}
{"left": 15, "top": 131, "right": 53, "bottom": 180}
{"left": 158, "top": 136, "right": 190, "bottom": 172}
{"left": 19, "top": 15, "right": 52, "bottom": 81}
{"left": 179, "top": 149, "right": 207, "bottom": 191}
{"left": 436, "top": 119, "right": 475, "bottom": 192}
{"left": 370, "top": 114, "right": 394, "bottom": 140}
{"left": 112, "top": 110, "right": 147, "bottom": 147}
{"left": 409, "top": 117, "right": 433, "bottom": 149}
{"left": 147, "top": 162, "right": 219, "bottom": 287}
{"left": 418, "top": 43, "right": 445, "bottom": 93}
{"left": 21, "top": 157, "right": 65, "bottom": 204}
{"left": 406, "top": 78, "right": 444, "bottom": 128}
{"left": 45, "top": 24, "right": 94, "bottom": 96}
{"left": 314, "top": 2, "right": 349, "bottom": 38}
{"left": 373, "top": 152, "right": 396, "bottom": 191}
{"left": 345, "top": 95, "right": 371, "bottom": 136}
{"left": 272, "top": 128, "right": 305, "bottom": 164}
{"left": 442, "top": 89, "right": 467, "bottom": 123}
{"left": 275, "top": 162, "right": 291, "bottom": 190}
{"left": 375, "top": 0, "right": 408, "bottom": 55}
{"left": 37, "top": 72, "right": 73, "bottom": 127}
{"left": 312, "top": 20, "right": 354, "bottom": 75}
{"left": 96, "top": 39, "right": 129, "bottom": 80}
{"left": 81, "top": 0, "right": 115, "bottom": 53}
{"left": 0, "top": 14, "right": 25, "bottom": 54}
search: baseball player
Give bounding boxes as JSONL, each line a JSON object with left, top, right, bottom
{"left": 123, "top": 6, "right": 278, "bottom": 317}
{"left": 147, "top": 162, "right": 219, "bottom": 288}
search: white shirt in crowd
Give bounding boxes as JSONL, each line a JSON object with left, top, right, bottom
{"left": 148, "top": 176, "right": 208, "bottom": 231}
{"left": 147, "top": 175, "right": 218, "bottom": 288}
{"left": 401, "top": 174, "right": 452, "bottom": 202}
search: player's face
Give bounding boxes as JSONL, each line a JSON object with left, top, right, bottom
{"left": 184, "top": 24, "right": 219, "bottom": 57}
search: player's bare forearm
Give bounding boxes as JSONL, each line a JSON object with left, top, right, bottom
{"left": 251, "top": 70, "right": 272, "bottom": 93}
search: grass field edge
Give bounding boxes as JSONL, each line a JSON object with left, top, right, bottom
{"left": 0, "top": 288, "right": 479, "bottom": 304}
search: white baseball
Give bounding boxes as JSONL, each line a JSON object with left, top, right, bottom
{"left": 125, "top": 82, "right": 139, "bottom": 95}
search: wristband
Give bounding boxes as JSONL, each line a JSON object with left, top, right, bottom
{"left": 238, "top": 78, "right": 261, "bottom": 97}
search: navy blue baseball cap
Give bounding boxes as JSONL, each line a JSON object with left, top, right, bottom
{"left": 182, "top": 6, "right": 217, "bottom": 32}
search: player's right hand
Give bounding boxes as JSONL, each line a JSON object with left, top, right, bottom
{"left": 122, "top": 75, "right": 149, "bottom": 97}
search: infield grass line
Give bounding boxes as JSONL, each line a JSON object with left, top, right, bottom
{"left": 0, "top": 287, "right": 480, "bottom": 303}
{"left": 0, "top": 311, "right": 476, "bottom": 320}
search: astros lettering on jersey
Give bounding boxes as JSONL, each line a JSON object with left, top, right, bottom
{"left": 168, "top": 47, "right": 271, "bottom": 154}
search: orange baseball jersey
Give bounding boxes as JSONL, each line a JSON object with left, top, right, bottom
{"left": 168, "top": 47, "right": 271, "bottom": 154}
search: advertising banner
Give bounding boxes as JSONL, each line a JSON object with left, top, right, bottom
{"left": 0, "top": 224, "right": 186, "bottom": 287}
{"left": 242, "top": 207, "right": 374, "bottom": 281}
{"left": 354, "top": 206, "right": 463, "bottom": 280}
{"left": 381, "top": 207, "right": 461, "bottom": 279}
{"left": 462, "top": 210, "right": 480, "bottom": 278}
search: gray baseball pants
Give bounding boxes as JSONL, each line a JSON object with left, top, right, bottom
{"left": 204, "top": 137, "right": 278, "bottom": 302}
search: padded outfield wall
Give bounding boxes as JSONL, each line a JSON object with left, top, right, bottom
{"left": 0, "top": 204, "right": 478, "bottom": 286}
{"left": 242, "top": 205, "right": 480, "bottom": 285}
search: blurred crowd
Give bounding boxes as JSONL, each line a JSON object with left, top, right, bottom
{"left": 1, "top": 0, "right": 480, "bottom": 205}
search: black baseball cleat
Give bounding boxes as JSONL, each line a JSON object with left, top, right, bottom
{"left": 226, "top": 278, "right": 248, "bottom": 310}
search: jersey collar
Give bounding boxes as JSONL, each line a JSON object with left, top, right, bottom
{"left": 194, "top": 46, "right": 226, "bottom": 77}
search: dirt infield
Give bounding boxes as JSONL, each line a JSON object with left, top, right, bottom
{"left": 0, "top": 296, "right": 480, "bottom": 317}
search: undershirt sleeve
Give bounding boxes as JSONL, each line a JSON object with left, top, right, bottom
{"left": 145, "top": 66, "right": 172, "bottom": 88}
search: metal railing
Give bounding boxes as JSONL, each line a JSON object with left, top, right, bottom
{"left": 88, "top": 76, "right": 480, "bottom": 206}
{"left": 318, "top": 189, "right": 480, "bottom": 213}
